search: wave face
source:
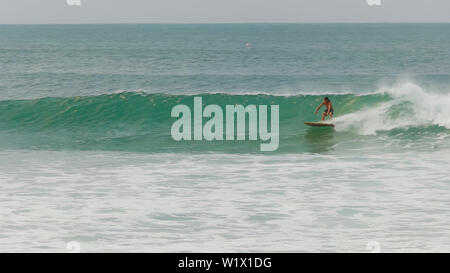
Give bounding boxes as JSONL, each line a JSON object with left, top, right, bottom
{"left": 0, "top": 83, "right": 449, "bottom": 153}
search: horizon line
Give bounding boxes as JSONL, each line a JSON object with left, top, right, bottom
{"left": 1, "top": 22, "right": 450, "bottom": 25}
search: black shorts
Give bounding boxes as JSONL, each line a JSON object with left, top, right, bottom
{"left": 324, "top": 108, "right": 334, "bottom": 114}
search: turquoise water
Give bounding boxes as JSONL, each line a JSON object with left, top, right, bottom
{"left": 1, "top": 91, "right": 449, "bottom": 153}
{"left": 0, "top": 24, "right": 449, "bottom": 252}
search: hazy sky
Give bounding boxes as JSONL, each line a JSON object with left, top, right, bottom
{"left": 1, "top": 0, "right": 450, "bottom": 24}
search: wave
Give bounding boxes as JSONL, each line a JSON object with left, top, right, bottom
{"left": 334, "top": 82, "right": 450, "bottom": 135}
{"left": 0, "top": 82, "right": 449, "bottom": 153}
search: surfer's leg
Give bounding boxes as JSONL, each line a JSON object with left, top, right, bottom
{"left": 321, "top": 112, "right": 326, "bottom": 120}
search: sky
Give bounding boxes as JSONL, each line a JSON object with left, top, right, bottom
{"left": 1, "top": 0, "right": 450, "bottom": 24}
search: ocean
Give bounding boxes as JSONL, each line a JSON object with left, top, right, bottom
{"left": 0, "top": 24, "right": 449, "bottom": 252}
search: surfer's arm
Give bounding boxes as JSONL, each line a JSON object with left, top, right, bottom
{"left": 314, "top": 103, "right": 324, "bottom": 114}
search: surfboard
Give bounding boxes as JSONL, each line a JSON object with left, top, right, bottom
{"left": 304, "top": 122, "right": 335, "bottom": 127}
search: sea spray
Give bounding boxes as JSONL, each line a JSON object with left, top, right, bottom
{"left": 334, "top": 82, "right": 450, "bottom": 135}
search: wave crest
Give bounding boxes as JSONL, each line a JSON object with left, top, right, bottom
{"left": 334, "top": 82, "right": 450, "bottom": 135}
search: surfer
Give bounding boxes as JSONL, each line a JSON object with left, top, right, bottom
{"left": 314, "top": 97, "right": 334, "bottom": 120}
